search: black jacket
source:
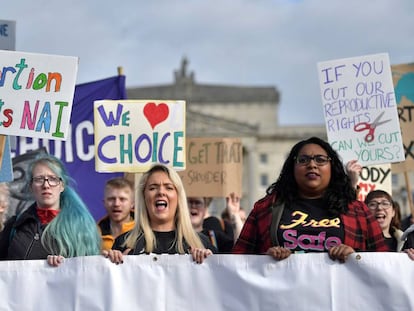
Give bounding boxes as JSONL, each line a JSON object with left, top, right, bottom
{"left": 202, "top": 216, "right": 234, "bottom": 253}
{"left": 0, "top": 203, "right": 49, "bottom": 260}
{"left": 402, "top": 224, "right": 414, "bottom": 250}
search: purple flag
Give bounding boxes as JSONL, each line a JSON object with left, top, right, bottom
{"left": 11, "top": 75, "right": 127, "bottom": 220}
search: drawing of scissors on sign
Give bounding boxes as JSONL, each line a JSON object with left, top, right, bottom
{"left": 354, "top": 111, "right": 392, "bottom": 143}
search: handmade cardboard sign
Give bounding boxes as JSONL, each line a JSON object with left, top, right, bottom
{"left": 0, "top": 135, "right": 13, "bottom": 182}
{"left": 391, "top": 63, "right": 414, "bottom": 173}
{"left": 0, "top": 21, "right": 15, "bottom": 181}
{"left": 318, "top": 53, "right": 404, "bottom": 166}
{"left": 356, "top": 163, "right": 392, "bottom": 202}
{"left": 94, "top": 100, "right": 185, "bottom": 172}
{"left": 0, "top": 50, "right": 78, "bottom": 140}
{"left": 178, "top": 137, "right": 242, "bottom": 197}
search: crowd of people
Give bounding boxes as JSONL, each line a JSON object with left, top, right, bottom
{"left": 0, "top": 136, "right": 413, "bottom": 266}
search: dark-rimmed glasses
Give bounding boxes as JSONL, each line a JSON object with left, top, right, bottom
{"left": 187, "top": 199, "right": 205, "bottom": 208}
{"left": 294, "top": 155, "right": 331, "bottom": 166}
{"left": 367, "top": 200, "right": 392, "bottom": 210}
{"left": 32, "top": 176, "right": 62, "bottom": 187}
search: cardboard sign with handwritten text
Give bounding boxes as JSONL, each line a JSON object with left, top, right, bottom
{"left": 318, "top": 53, "right": 404, "bottom": 166}
{"left": 356, "top": 163, "right": 392, "bottom": 202}
{"left": 391, "top": 63, "right": 414, "bottom": 173}
{"left": 178, "top": 137, "right": 242, "bottom": 197}
{"left": 94, "top": 100, "right": 185, "bottom": 172}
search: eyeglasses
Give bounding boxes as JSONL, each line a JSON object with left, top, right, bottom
{"left": 294, "top": 155, "right": 331, "bottom": 166}
{"left": 367, "top": 200, "right": 392, "bottom": 210}
{"left": 187, "top": 200, "right": 205, "bottom": 208}
{"left": 32, "top": 176, "right": 62, "bottom": 187}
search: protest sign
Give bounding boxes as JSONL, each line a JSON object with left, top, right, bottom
{"left": 10, "top": 76, "right": 126, "bottom": 220}
{"left": 0, "top": 24, "right": 15, "bottom": 180}
{"left": 0, "top": 135, "right": 5, "bottom": 169}
{"left": 94, "top": 100, "right": 186, "bottom": 172}
{"left": 0, "top": 20, "right": 15, "bottom": 50}
{"left": 318, "top": 53, "right": 404, "bottom": 166}
{"left": 391, "top": 63, "right": 414, "bottom": 173}
{"left": 356, "top": 163, "right": 392, "bottom": 202}
{"left": 178, "top": 137, "right": 243, "bottom": 197}
{"left": 0, "top": 50, "right": 78, "bottom": 140}
{"left": 0, "top": 135, "right": 13, "bottom": 182}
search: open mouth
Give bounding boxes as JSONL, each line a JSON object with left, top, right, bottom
{"left": 190, "top": 210, "right": 199, "bottom": 216}
{"left": 375, "top": 214, "right": 386, "bottom": 222}
{"left": 155, "top": 200, "right": 167, "bottom": 210}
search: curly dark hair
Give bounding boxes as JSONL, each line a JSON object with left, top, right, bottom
{"left": 266, "top": 137, "right": 356, "bottom": 216}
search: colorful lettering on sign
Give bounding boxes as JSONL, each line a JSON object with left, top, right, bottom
{"left": 0, "top": 99, "right": 13, "bottom": 127}
{"left": 97, "top": 131, "right": 184, "bottom": 167}
{"left": 0, "top": 58, "right": 62, "bottom": 92}
{"left": 97, "top": 103, "right": 130, "bottom": 127}
{"left": 19, "top": 100, "right": 68, "bottom": 137}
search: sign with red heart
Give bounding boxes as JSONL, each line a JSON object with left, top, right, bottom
{"left": 94, "top": 99, "right": 186, "bottom": 172}
{"left": 143, "top": 102, "right": 169, "bottom": 129}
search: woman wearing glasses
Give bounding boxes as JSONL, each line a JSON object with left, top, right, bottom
{"left": 0, "top": 155, "right": 101, "bottom": 265}
{"left": 364, "top": 190, "right": 403, "bottom": 252}
{"left": 233, "top": 136, "right": 388, "bottom": 262}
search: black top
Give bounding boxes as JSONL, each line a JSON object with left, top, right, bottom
{"left": 277, "top": 198, "right": 345, "bottom": 253}
{"left": 403, "top": 231, "right": 414, "bottom": 250}
{"left": 202, "top": 216, "right": 234, "bottom": 254}
{"left": 112, "top": 230, "right": 217, "bottom": 254}
{"left": 0, "top": 203, "right": 49, "bottom": 260}
{"left": 384, "top": 236, "right": 398, "bottom": 252}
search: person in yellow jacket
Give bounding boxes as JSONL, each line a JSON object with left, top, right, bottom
{"left": 97, "top": 177, "right": 135, "bottom": 250}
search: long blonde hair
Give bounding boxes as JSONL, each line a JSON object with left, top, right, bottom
{"left": 124, "top": 164, "right": 204, "bottom": 253}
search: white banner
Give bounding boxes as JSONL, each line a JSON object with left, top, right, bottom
{"left": 0, "top": 253, "right": 412, "bottom": 311}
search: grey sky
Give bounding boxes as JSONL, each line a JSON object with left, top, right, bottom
{"left": 3, "top": 0, "right": 414, "bottom": 125}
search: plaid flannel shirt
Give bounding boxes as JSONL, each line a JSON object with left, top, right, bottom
{"left": 232, "top": 193, "right": 388, "bottom": 254}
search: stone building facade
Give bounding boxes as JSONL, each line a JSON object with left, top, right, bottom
{"left": 127, "top": 58, "right": 326, "bottom": 214}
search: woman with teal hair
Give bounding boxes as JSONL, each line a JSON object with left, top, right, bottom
{"left": 0, "top": 154, "right": 101, "bottom": 266}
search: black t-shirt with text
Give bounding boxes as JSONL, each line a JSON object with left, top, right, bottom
{"left": 277, "top": 198, "right": 345, "bottom": 253}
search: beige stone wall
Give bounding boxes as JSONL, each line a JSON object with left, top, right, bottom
{"left": 190, "top": 102, "right": 279, "bottom": 133}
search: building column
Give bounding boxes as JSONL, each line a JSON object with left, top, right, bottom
{"left": 243, "top": 138, "right": 258, "bottom": 211}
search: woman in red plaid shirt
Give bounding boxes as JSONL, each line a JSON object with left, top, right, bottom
{"left": 233, "top": 137, "right": 388, "bottom": 262}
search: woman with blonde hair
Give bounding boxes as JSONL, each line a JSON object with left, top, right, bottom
{"left": 104, "top": 164, "right": 215, "bottom": 264}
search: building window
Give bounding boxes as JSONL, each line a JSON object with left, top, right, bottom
{"left": 260, "top": 174, "right": 268, "bottom": 187}
{"left": 260, "top": 153, "right": 268, "bottom": 164}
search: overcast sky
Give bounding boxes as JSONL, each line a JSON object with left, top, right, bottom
{"left": 3, "top": 0, "right": 414, "bottom": 125}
